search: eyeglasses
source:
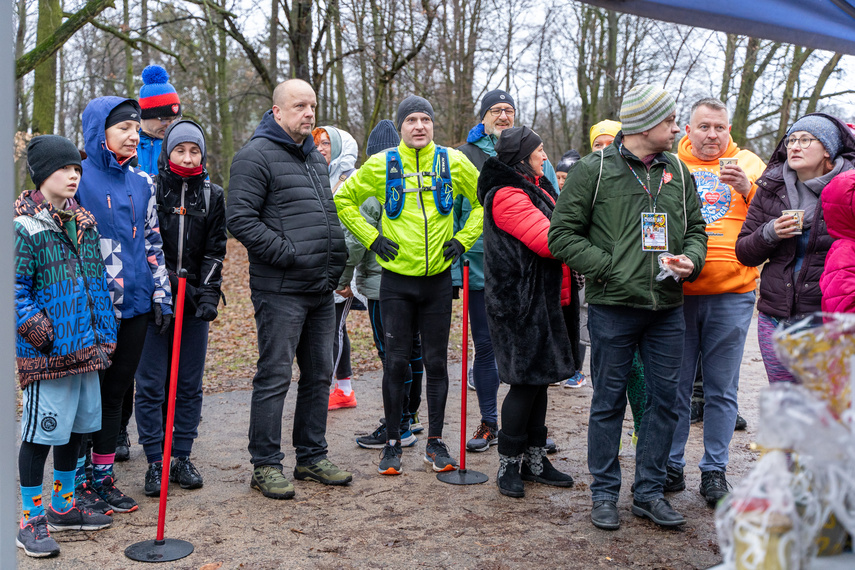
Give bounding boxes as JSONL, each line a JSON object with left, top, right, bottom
{"left": 786, "top": 136, "right": 819, "bottom": 149}
{"left": 156, "top": 116, "right": 182, "bottom": 125}
{"left": 488, "top": 107, "right": 515, "bottom": 117}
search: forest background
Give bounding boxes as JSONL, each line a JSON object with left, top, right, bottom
{"left": 13, "top": 0, "right": 855, "bottom": 193}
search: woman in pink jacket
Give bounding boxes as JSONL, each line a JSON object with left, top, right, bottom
{"left": 820, "top": 170, "right": 855, "bottom": 314}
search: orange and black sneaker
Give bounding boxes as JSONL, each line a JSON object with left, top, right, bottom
{"left": 424, "top": 438, "right": 458, "bottom": 472}
{"left": 466, "top": 421, "right": 498, "bottom": 452}
{"left": 378, "top": 442, "right": 402, "bottom": 475}
{"left": 329, "top": 385, "right": 357, "bottom": 410}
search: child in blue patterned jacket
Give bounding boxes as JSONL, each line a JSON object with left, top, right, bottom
{"left": 15, "top": 135, "right": 118, "bottom": 558}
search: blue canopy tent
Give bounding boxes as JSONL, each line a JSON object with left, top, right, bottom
{"left": 575, "top": 0, "right": 855, "bottom": 54}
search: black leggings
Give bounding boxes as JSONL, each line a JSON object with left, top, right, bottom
{"left": 379, "top": 269, "right": 452, "bottom": 441}
{"left": 19, "top": 433, "right": 83, "bottom": 487}
{"left": 91, "top": 313, "right": 149, "bottom": 456}
{"left": 501, "top": 384, "right": 549, "bottom": 437}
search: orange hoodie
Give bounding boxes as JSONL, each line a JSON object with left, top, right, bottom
{"left": 678, "top": 135, "right": 765, "bottom": 295}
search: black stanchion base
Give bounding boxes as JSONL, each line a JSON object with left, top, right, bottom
{"left": 437, "top": 468, "right": 489, "bottom": 485}
{"left": 125, "top": 538, "right": 194, "bottom": 562}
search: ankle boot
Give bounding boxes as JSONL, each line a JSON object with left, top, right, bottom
{"left": 521, "top": 426, "right": 574, "bottom": 487}
{"left": 496, "top": 430, "right": 527, "bottom": 498}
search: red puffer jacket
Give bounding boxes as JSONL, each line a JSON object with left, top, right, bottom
{"left": 820, "top": 170, "right": 855, "bottom": 314}
{"left": 492, "top": 180, "right": 574, "bottom": 306}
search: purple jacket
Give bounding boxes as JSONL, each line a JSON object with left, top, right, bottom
{"left": 735, "top": 113, "right": 855, "bottom": 319}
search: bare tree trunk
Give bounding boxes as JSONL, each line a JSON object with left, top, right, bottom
{"left": 806, "top": 53, "right": 844, "bottom": 113}
{"left": 15, "top": 0, "right": 28, "bottom": 132}
{"left": 777, "top": 45, "right": 813, "bottom": 139}
{"left": 288, "top": 1, "right": 312, "bottom": 80}
{"left": 269, "top": 0, "right": 278, "bottom": 82}
{"left": 32, "top": 0, "right": 62, "bottom": 134}
{"left": 332, "top": 0, "right": 348, "bottom": 131}
{"left": 124, "top": 0, "right": 134, "bottom": 96}
{"left": 730, "top": 38, "right": 780, "bottom": 146}
{"left": 603, "top": 9, "right": 619, "bottom": 118}
{"left": 719, "top": 34, "right": 737, "bottom": 102}
{"left": 140, "top": 0, "right": 148, "bottom": 62}
{"left": 217, "top": 0, "right": 233, "bottom": 189}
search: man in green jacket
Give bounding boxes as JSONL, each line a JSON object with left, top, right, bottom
{"left": 335, "top": 95, "right": 482, "bottom": 476}
{"left": 548, "top": 85, "right": 707, "bottom": 531}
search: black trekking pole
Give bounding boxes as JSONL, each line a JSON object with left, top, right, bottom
{"left": 125, "top": 269, "right": 195, "bottom": 562}
{"left": 438, "top": 260, "right": 488, "bottom": 485}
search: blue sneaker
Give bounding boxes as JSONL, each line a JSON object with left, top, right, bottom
{"left": 563, "top": 372, "right": 587, "bottom": 388}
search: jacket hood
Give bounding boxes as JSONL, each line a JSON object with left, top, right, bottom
{"left": 822, "top": 170, "right": 855, "bottom": 240}
{"left": 157, "top": 119, "right": 209, "bottom": 175}
{"left": 759, "top": 113, "right": 855, "bottom": 187}
{"left": 677, "top": 134, "right": 739, "bottom": 164}
{"left": 82, "top": 96, "right": 139, "bottom": 172}
{"left": 320, "top": 126, "right": 358, "bottom": 188}
{"left": 251, "top": 110, "right": 316, "bottom": 159}
{"left": 15, "top": 190, "right": 96, "bottom": 235}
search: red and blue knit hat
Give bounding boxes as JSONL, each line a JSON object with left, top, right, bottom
{"left": 139, "top": 65, "right": 181, "bottom": 120}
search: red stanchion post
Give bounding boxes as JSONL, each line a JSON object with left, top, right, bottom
{"left": 438, "top": 260, "right": 488, "bottom": 485}
{"left": 125, "top": 269, "right": 195, "bottom": 562}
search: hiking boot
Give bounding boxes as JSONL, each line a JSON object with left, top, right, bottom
{"left": 665, "top": 465, "right": 686, "bottom": 493}
{"left": 591, "top": 501, "right": 620, "bottom": 530}
{"left": 497, "top": 453, "right": 524, "bottom": 498}
{"left": 115, "top": 426, "right": 130, "bottom": 462}
{"left": 734, "top": 412, "right": 747, "bottom": 431}
{"left": 46, "top": 502, "right": 112, "bottom": 532}
{"left": 466, "top": 421, "right": 498, "bottom": 452}
{"left": 16, "top": 515, "right": 60, "bottom": 558}
{"left": 75, "top": 480, "right": 112, "bottom": 515}
{"left": 328, "top": 385, "right": 357, "bottom": 410}
{"left": 690, "top": 400, "right": 703, "bottom": 424}
{"left": 424, "top": 438, "right": 458, "bottom": 472}
{"left": 356, "top": 420, "right": 416, "bottom": 449}
{"left": 170, "top": 456, "right": 204, "bottom": 489}
{"left": 250, "top": 465, "right": 295, "bottom": 499}
{"left": 700, "top": 470, "right": 730, "bottom": 506}
{"left": 521, "top": 447, "right": 574, "bottom": 487}
{"left": 409, "top": 412, "right": 424, "bottom": 434}
{"left": 93, "top": 476, "right": 138, "bottom": 513}
{"left": 144, "top": 462, "right": 163, "bottom": 497}
{"left": 294, "top": 458, "right": 353, "bottom": 486}
{"left": 632, "top": 498, "right": 685, "bottom": 527}
{"left": 378, "top": 442, "right": 403, "bottom": 475}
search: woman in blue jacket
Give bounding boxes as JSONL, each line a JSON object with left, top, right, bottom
{"left": 75, "top": 97, "right": 172, "bottom": 514}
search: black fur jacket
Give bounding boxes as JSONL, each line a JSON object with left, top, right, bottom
{"left": 478, "top": 157, "right": 575, "bottom": 385}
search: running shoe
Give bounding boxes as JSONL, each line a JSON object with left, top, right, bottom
{"left": 409, "top": 412, "right": 424, "bottom": 434}
{"left": 424, "top": 438, "right": 458, "bottom": 472}
{"left": 46, "top": 503, "right": 112, "bottom": 532}
{"left": 466, "top": 421, "right": 498, "bottom": 452}
{"left": 75, "top": 480, "right": 113, "bottom": 516}
{"left": 563, "top": 372, "right": 587, "bottom": 388}
{"left": 356, "top": 420, "right": 416, "bottom": 449}
{"left": 16, "top": 516, "right": 59, "bottom": 558}
{"left": 328, "top": 385, "right": 357, "bottom": 410}
{"left": 378, "top": 442, "right": 403, "bottom": 475}
{"left": 93, "top": 476, "right": 138, "bottom": 513}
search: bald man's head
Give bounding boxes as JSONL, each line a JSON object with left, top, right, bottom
{"left": 272, "top": 79, "right": 317, "bottom": 143}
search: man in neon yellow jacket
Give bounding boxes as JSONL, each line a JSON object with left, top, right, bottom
{"left": 335, "top": 95, "right": 482, "bottom": 476}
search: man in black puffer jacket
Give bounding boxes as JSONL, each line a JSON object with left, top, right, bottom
{"left": 227, "top": 79, "right": 351, "bottom": 500}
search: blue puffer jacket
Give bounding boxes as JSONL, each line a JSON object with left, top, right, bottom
{"left": 14, "top": 191, "right": 118, "bottom": 387}
{"left": 76, "top": 96, "right": 172, "bottom": 319}
{"left": 137, "top": 131, "right": 162, "bottom": 176}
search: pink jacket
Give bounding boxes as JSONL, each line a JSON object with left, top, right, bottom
{"left": 820, "top": 170, "right": 855, "bottom": 314}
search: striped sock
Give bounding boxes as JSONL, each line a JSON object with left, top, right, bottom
{"left": 51, "top": 469, "right": 76, "bottom": 513}
{"left": 75, "top": 455, "right": 87, "bottom": 488}
{"left": 21, "top": 485, "right": 44, "bottom": 522}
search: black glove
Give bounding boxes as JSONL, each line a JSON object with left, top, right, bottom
{"left": 195, "top": 301, "right": 219, "bottom": 322}
{"left": 442, "top": 238, "right": 465, "bottom": 263}
{"left": 153, "top": 304, "right": 173, "bottom": 335}
{"left": 370, "top": 236, "right": 399, "bottom": 262}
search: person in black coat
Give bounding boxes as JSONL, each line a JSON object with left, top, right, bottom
{"left": 227, "top": 79, "right": 351, "bottom": 500}
{"left": 134, "top": 119, "right": 227, "bottom": 496}
{"left": 479, "top": 126, "right": 575, "bottom": 498}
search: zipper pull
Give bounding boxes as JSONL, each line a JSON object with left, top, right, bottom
{"left": 107, "top": 196, "right": 112, "bottom": 208}
{"left": 133, "top": 226, "right": 137, "bottom": 238}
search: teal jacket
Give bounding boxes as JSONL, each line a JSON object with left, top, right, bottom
{"left": 547, "top": 133, "right": 708, "bottom": 310}
{"left": 339, "top": 198, "right": 382, "bottom": 300}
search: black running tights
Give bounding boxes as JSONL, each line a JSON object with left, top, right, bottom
{"left": 19, "top": 433, "right": 83, "bottom": 487}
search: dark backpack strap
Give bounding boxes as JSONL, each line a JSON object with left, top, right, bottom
{"left": 385, "top": 149, "right": 406, "bottom": 219}
{"left": 432, "top": 146, "right": 453, "bottom": 216}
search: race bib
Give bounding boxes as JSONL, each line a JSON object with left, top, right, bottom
{"left": 641, "top": 212, "right": 668, "bottom": 251}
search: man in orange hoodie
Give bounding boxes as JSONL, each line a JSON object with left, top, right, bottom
{"left": 668, "top": 98, "right": 765, "bottom": 506}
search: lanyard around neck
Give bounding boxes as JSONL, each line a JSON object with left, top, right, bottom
{"left": 620, "top": 143, "right": 665, "bottom": 212}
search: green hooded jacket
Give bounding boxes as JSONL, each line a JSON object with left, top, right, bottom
{"left": 547, "top": 132, "right": 708, "bottom": 310}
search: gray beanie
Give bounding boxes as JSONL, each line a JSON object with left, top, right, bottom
{"left": 395, "top": 95, "right": 434, "bottom": 131}
{"left": 787, "top": 115, "right": 842, "bottom": 159}
{"left": 165, "top": 120, "right": 206, "bottom": 159}
{"left": 367, "top": 120, "right": 400, "bottom": 156}
{"left": 620, "top": 85, "right": 676, "bottom": 135}
{"left": 26, "top": 135, "right": 82, "bottom": 189}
